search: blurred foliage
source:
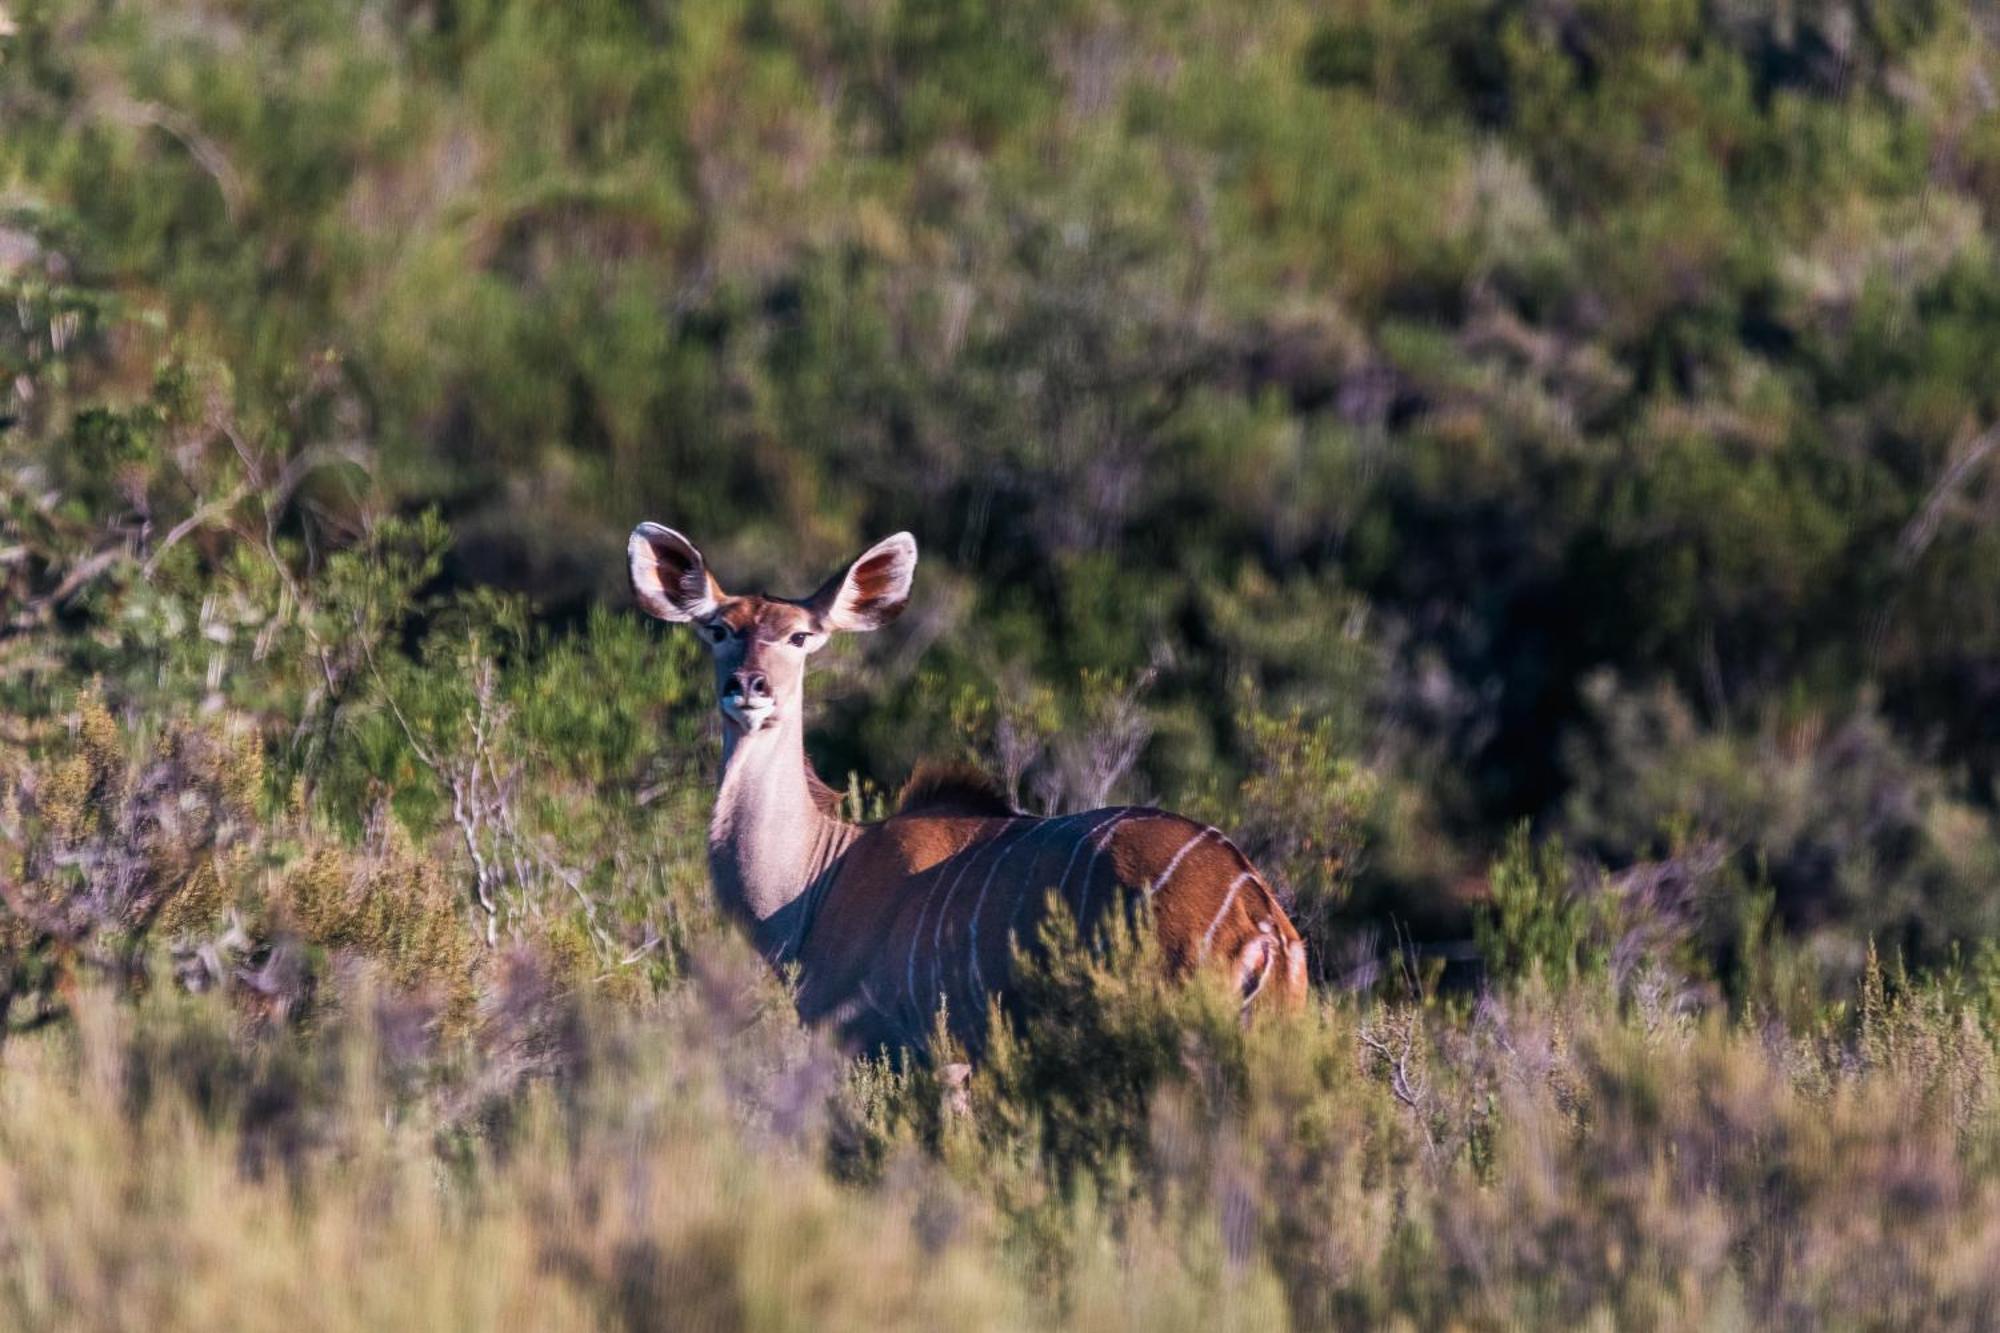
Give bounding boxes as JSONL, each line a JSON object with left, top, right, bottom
{"left": 6, "top": 0, "right": 2000, "bottom": 961}
{"left": 1472, "top": 824, "right": 1610, "bottom": 991}
{"left": 4, "top": 925, "right": 1999, "bottom": 1329}
{"left": 4, "top": 0, "right": 2000, "bottom": 1324}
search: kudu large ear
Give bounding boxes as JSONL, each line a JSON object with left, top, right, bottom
{"left": 809, "top": 532, "right": 918, "bottom": 632}
{"left": 629, "top": 523, "right": 723, "bottom": 623}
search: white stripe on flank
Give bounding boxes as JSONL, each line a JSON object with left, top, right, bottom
{"left": 1077, "top": 811, "right": 1176, "bottom": 930}
{"left": 858, "top": 979, "right": 903, "bottom": 1035}
{"left": 968, "top": 814, "right": 1079, "bottom": 1001}
{"left": 1148, "top": 826, "right": 1218, "bottom": 899}
{"left": 1200, "top": 871, "right": 1256, "bottom": 956}
{"left": 905, "top": 841, "right": 979, "bottom": 1029}
{"left": 1008, "top": 808, "right": 1126, "bottom": 944}
{"left": 930, "top": 818, "right": 1028, "bottom": 1020}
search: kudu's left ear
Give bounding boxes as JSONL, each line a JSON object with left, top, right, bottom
{"left": 809, "top": 532, "right": 918, "bottom": 632}
{"left": 629, "top": 523, "right": 724, "bottom": 623}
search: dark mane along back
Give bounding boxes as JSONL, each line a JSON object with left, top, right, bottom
{"left": 896, "top": 760, "right": 1018, "bottom": 817}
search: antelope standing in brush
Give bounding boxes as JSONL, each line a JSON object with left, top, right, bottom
{"left": 629, "top": 524, "right": 1307, "bottom": 1054}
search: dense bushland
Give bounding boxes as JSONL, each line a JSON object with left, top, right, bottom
{"left": 10, "top": 0, "right": 2000, "bottom": 959}
{"left": 5, "top": 1, "right": 2000, "bottom": 1327}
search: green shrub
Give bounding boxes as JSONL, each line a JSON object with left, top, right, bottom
{"left": 5, "top": 1, "right": 2000, "bottom": 1323}
{"left": 1474, "top": 824, "right": 1610, "bottom": 991}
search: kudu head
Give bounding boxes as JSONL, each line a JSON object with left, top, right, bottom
{"left": 628, "top": 525, "right": 918, "bottom": 737}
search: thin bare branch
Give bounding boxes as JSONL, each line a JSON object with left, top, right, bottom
{"left": 1898, "top": 421, "right": 2000, "bottom": 567}
{"left": 97, "top": 95, "right": 246, "bottom": 221}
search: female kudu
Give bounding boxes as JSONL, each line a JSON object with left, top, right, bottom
{"left": 630, "top": 523, "right": 1306, "bottom": 1054}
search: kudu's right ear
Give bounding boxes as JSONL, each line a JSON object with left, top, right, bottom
{"left": 809, "top": 532, "right": 918, "bottom": 632}
{"left": 629, "top": 523, "right": 723, "bottom": 622}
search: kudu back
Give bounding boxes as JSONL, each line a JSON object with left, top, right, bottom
{"left": 630, "top": 523, "right": 1307, "bottom": 1054}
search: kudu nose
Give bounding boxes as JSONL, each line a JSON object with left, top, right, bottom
{"left": 730, "top": 669, "right": 770, "bottom": 700}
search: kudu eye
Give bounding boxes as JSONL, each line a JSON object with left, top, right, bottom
{"left": 789, "top": 631, "right": 809, "bottom": 648}
{"left": 707, "top": 624, "right": 728, "bottom": 644}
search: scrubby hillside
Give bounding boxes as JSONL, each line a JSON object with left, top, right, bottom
{"left": 4, "top": 2, "right": 2000, "bottom": 1327}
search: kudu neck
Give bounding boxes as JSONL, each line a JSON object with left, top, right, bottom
{"left": 710, "top": 710, "right": 855, "bottom": 966}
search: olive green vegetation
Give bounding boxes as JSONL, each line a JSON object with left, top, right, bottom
{"left": 4, "top": 1, "right": 2000, "bottom": 1327}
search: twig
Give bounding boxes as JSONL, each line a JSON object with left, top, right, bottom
{"left": 33, "top": 544, "right": 124, "bottom": 610}
{"left": 98, "top": 95, "right": 245, "bottom": 221}
{"left": 1358, "top": 1026, "right": 1428, "bottom": 1113}
{"left": 619, "top": 933, "right": 662, "bottom": 967}
{"left": 1359, "top": 1013, "right": 1439, "bottom": 1161}
{"left": 1898, "top": 421, "right": 2000, "bottom": 567}
{"left": 354, "top": 611, "right": 501, "bottom": 944}
{"left": 142, "top": 480, "right": 253, "bottom": 576}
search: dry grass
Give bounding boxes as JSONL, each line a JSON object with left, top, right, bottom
{"left": 3, "top": 937, "right": 1994, "bottom": 1331}
{"left": 2, "top": 682, "right": 1998, "bottom": 1330}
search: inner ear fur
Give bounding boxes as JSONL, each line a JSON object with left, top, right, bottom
{"left": 810, "top": 532, "right": 918, "bottom": 632}
{"left": 629, "top": 522, "right": 724, "bottom": 623}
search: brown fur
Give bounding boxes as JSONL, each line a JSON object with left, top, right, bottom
{"left": 792, "top": 801, "right": 1308, "bottom": 1054}
{"left": 630, "top": 522, "right": 1306, "bottom": 1057}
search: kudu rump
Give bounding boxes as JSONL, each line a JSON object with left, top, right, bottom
{"left": 630, "top": 524, "right": 1307, "bottom": 1053}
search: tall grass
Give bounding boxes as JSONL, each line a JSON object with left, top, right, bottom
{"left": 3, "top": 924, "right": 1997, "bottom": 1330}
